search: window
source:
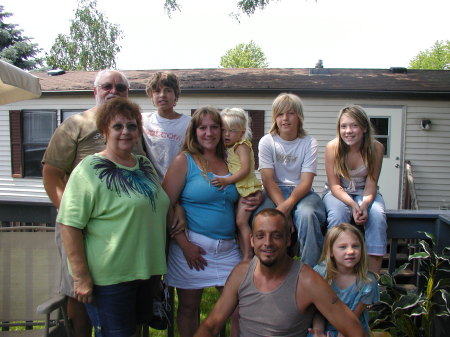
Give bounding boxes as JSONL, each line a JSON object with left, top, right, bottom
{"left": 22, "top": 110, "right": 57, "bottom": 177}
{"left": 9, "top": 109, "right": 86, "bottom": 178}
{"left": 370, "top": 117, "right": 389, "bottom": 157}
{"left": 9, "top": 110, "right": 58, "bottom": 178}
{"left": 61, "top": 109, "right": 84, "bottom": 121}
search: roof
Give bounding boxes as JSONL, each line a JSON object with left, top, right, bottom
{"left": 31, "top": 68, "right": 450, "bottom": 98}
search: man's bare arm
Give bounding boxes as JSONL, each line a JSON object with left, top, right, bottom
{"left": 42, "top": 164, "right": 67, "bottom": 209}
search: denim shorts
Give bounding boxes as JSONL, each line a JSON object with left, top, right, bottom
{"left": 85, "top": 279, "right": 153, "bottom": 337}
{"left": 323, "top": 191, "right": 387, "bottom": 255}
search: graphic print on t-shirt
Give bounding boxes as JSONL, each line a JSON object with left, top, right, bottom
{"left": 91, "top": 156, "right": 160, "bottom": 210}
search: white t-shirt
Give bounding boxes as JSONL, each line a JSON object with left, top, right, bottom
{"left": 258, "top": 133, "right": 318, "bottom": 186}
{"left": 142, "top": 111, "right": 191, "bottom": 180}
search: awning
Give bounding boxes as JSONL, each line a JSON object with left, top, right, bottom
{"left": 0, "top": 60, "right": 42, "bottom": 105}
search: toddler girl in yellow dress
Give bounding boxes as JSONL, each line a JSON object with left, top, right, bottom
{"left": 212, "top": 108, "right": 262, "bottom": 261}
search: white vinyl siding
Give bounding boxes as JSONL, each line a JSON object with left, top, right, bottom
{"left": 1, "top": 94, "right": 449, "bottom": 210}
{"left": 404, "top": 104, "right": 450, "bottom": 209}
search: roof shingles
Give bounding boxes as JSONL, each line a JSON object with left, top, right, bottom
{"left": 31, "top": 68, "right": 450, "bottom": 95}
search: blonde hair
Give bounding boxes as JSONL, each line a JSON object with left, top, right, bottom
{"left": 181, "top": 106, "right": 225, "bottom": 179}
{"left": 220, "top": 108, "right": 252, "bottom": 141}
{"left": 269, "top": 93, "right": 306, "bottom": 138}
{"left": 319, "top": 223, "right": 371, "bottom": 285}
{"left": 334, "top": 105, "right": 378, "bottom": 180}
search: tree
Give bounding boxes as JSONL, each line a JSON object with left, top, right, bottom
{"left": 0, "top": 6, "right": 43, "bottom": 70}
{"left": 46, "top": 0, "right": 123, "bottom": 71}
{"left": 409, "top": 40, "right": 450, "bottom": 70}
{"left": 234, "top": 0, "right": 274, "bottom": 16}
{"left": 220, "top": 41, "right": 268, "bottom": 68}
{"left": 164, "top": 0, "right": 279, "bottom": 17}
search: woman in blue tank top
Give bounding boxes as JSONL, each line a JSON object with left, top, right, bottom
{"left": 163, "top": 107, "right": 261, "bottom": 337}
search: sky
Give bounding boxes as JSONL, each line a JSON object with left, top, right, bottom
{"left": 2, "top": 0, "right": 449, "bottom": 70}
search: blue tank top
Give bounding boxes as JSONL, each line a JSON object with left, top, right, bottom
{"left": 180, "top": 153, "right": 239, "bottom": 239}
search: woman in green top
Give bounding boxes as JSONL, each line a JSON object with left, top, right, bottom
{"left": 57, "top": 98, "right": 175, "bottom": 337}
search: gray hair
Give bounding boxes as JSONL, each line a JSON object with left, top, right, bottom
{"left": 94, "top": 69, "right": 129, "bottom": 88}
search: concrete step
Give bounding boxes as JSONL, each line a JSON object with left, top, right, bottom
{"left": 379, "top": 283, "right": 417, "bottom": 293}
{"left": 380, "top": 267, "right": 415, "bottom": 278}
{"left": 383, "top": 252, "right": 409, "bottom": 261}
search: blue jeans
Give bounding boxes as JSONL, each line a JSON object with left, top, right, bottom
{"left": 85, "top": 279, "right": 153, "bottom": 337}
{"left": 323, "top": 191, "right": 387, "bottom": 256}
{"left": 254, "top": 187, "right": 326, "bottom": 266}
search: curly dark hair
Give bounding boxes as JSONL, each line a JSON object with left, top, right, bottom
{"left": 145, "top": 71, "right": 180, "bottom": 99}
{"left": 96, "top": 97, "right": 143, "bottom": 137}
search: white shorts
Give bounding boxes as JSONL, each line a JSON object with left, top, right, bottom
{"left": 166, "top": 231, "right": 241, "bottom": 289}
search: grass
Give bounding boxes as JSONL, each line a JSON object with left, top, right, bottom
{"left": 150, "top": 287, "right": 226, "bottom": 337}
{"left": 4, "top": 287, "right": 226, "bottom": 336}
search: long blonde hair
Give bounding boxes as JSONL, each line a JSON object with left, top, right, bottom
{"left": 181, "top": 106, "right": 225, "bottom": 178}
{"left": 319, "top": 223, "right": 371, "bottom": 285}
{"left": 334, "top": 105, "right": 377, "bottom": 180}
{"left": 269, "top": 93, "right": 306, "bottom": 138}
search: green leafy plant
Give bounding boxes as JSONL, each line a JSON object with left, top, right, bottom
{"left": 46, "top": 0, "right": 123, "bottom": 71}
{"left": 220, "top": 40, "right": 268, "bottom": 68}
{"left": 370, "top": 233, "right": 450, "bottom": 337}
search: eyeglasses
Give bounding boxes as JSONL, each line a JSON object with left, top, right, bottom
{"left": 111, "top": 123, "right": 138, "bottom": 132}
{"left": 222, "top": 128, "right": 243, "bottom": 134}
{"left": 97, "top": 83, "right": 128, "bottom": 93}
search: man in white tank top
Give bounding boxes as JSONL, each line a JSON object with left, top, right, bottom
{"left": 194, "top": 209, "right": 367, "bottom": 337}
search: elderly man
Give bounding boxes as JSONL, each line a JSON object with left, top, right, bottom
{"left": 194, "top": 208, "right": 367, "bottom": 337}
{"left": 42, "top": 70, "right": 139, "bottom": 337}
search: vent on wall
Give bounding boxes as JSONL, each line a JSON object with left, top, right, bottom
{"left": 389, "top": 67, "right": 408, "bottom": 74}
{"left": 47, "top": 69, "right": 66, "bottom": 76}
{"left": 310, "top": 60, "right": 331, "bottom": 75}
{"left": 309, "top": 68, "right": 331, "bottom": 76}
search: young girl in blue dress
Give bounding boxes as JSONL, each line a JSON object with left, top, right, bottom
{"left": 308, "top": 223, "right": 379, "bottom": 337}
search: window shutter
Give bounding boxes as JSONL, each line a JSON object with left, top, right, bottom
{"left": 9, "top": 110, "right": 23, "bottom": 178}
{"left": 247, "top": 110, "right": 265, "bottom": 168}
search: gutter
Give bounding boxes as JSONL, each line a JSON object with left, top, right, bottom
{"left": 40, "top": 88, "right": 450, "bottom": 99}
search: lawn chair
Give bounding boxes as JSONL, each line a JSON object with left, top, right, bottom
{"left": 0, "top": 226, "right": 71, "bottom": 337}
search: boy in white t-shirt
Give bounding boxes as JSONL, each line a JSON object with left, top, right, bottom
{"left": 142, "top": 72, "right": 190, "bottom": 181}
{"left": 142, "top": 72, "right": 190, "bottom": 330}
{"left": 255, "top": 93, "right": 326, "bottom": 267}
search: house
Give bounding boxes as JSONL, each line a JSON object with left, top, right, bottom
{"left": 1, "top": 67, "right": 450, "bottom": 210}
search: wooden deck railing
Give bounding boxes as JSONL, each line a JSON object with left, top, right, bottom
{"left": 2, "top": 199, "right": 449, "bottom": 256}
{"left": 0, "top": 198, "right": 57, "bottom": 227}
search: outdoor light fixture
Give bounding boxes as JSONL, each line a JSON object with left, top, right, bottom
{"left": 420, "top": 119, "right": 432, "bottom": 130}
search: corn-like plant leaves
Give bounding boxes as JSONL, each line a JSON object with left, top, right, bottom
{"left": 392, "top": 293, "right": 421, "bottom": 312}
{"left": 393, "top": 262, "right": 411, "bottom": 278}
{"left": 370, "top": 234, "right": 450, "bottom": 337}
{"left": 420, "top": 231, "right": 436, "bottom": 245}
{"left": 434, "top": 278, "right": 450, "bottom": 291}
{"left": 380, "top": 273, "right": 395, "bottom": 287}
{"left": 409, "top": 251, "right": 430, "bottom": 260}
{"left": 410, "top": 305, "right": 427, "bottom": 316}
